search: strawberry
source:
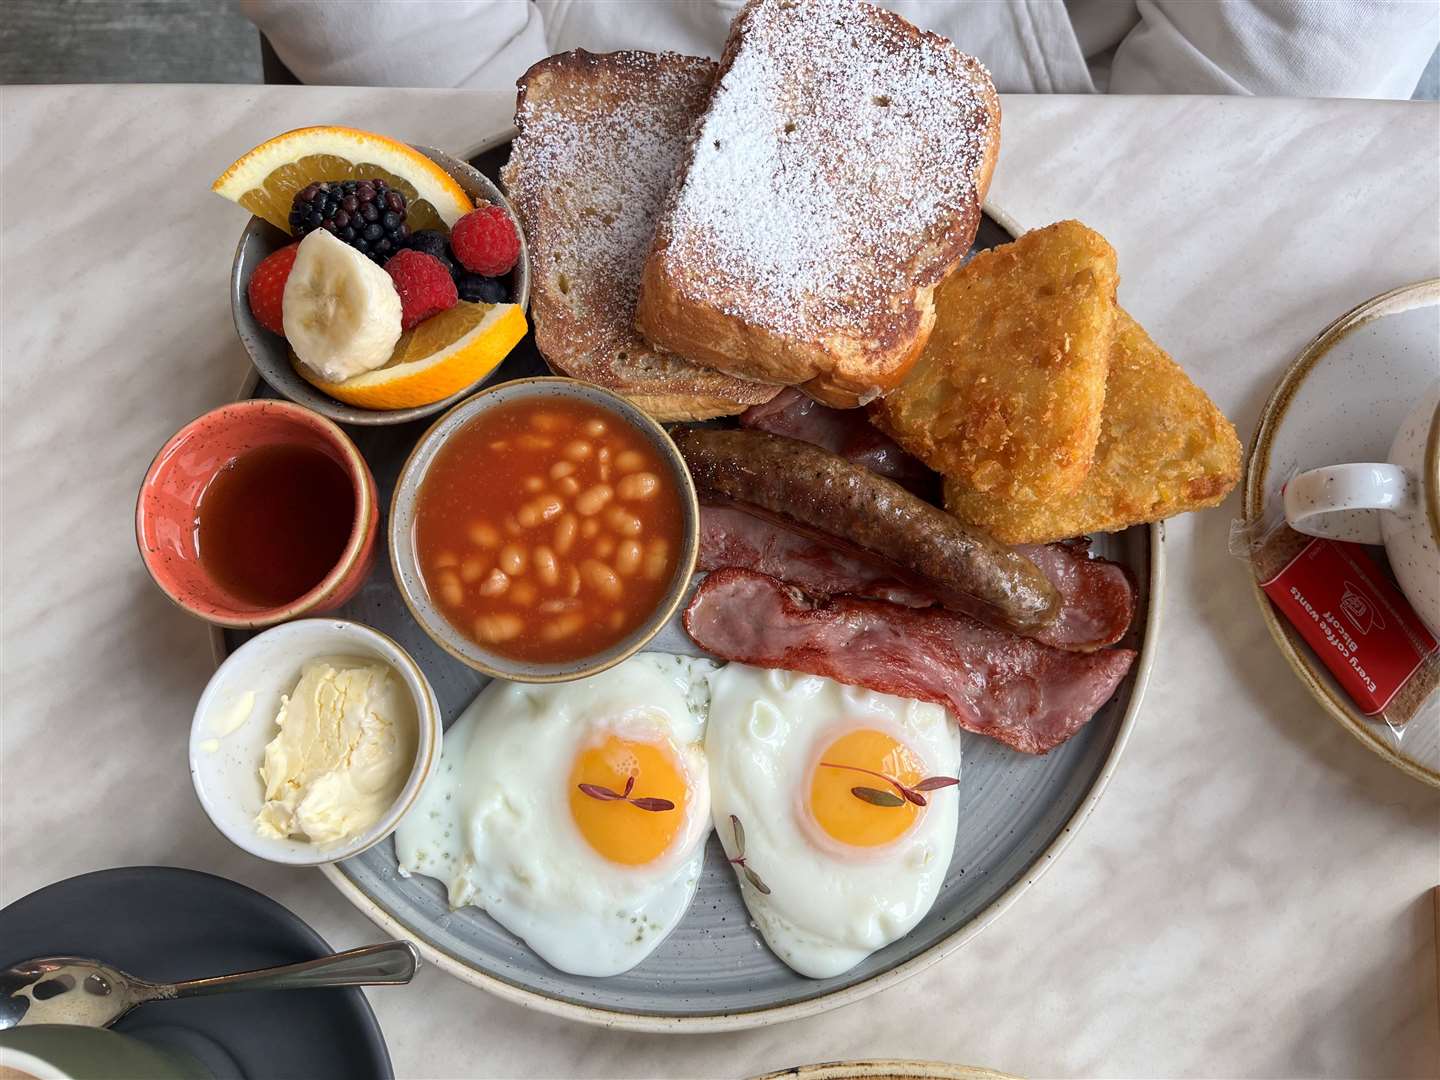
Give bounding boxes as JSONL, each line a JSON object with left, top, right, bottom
{"left": 247, "top": 242, "right": 300, "bottom": 337}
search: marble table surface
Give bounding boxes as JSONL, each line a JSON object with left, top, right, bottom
{"left": 2, "top": 85, "right": 1437, "bottom": 1080}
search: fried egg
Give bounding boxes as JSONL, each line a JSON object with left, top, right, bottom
{"left": 395, "top": 653, "right": 715, "bottom": 976}
{"left": 706, "top": 664, "right": 961, "bottom": 978}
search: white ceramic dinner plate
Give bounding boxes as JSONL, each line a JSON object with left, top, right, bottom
{"left": 214, "top": 138, "right": 1162, "bottom": 1031}
{"left": 1243, "top": 279, "right": 1440, "bottom": 786}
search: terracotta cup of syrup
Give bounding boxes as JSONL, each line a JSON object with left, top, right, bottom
{"left": 137, "top": 400, "right": 378, "bottom": 628}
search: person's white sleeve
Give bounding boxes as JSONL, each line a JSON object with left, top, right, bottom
{"left": 240, "top": 0, "right": 550, "bottom": 90}
{"left": 537, "top": 0, "right": 1097, "bottom": 93}
{"left": 534, "top": 0, "right": 739, "bottom": 59}
{"left": 1106, "top": 0, "right": 1440, "bottom": 98}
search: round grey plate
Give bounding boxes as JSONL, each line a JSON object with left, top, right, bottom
{"left": 0, "top": 867, "right": 392, "bottom": 1078}
{"left": 221, "top": 149, "right": 1163, "bottom": 1031}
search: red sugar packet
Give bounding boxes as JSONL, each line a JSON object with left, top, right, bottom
{"left": 1260, "top": 536, "right": 1438, "bottom": 717}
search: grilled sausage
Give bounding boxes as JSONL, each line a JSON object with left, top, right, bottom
{"left": 674, "top": 427, "right": 1059, "bottom": 634}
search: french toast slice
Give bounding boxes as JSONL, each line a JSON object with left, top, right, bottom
{"left": 501, "top": 50, "right": 779, "bottom": 421}
{"left": 634, "top": 0, "right": 1000, "bottom": 410}
{"left": 944, "top": 309, "right": 1242, "bottom": 544}
{"left": 871, "top": 220, "right": 1119, "bottom": 500}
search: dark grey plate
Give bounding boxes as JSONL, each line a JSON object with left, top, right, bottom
{"left": 221, "top": 146, "right": 1162, "bottom": 1030}
{"left": 0, "top": 867, "right": 392, "bottom": 1078}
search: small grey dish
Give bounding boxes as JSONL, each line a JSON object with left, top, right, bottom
{"left": 389, "top": 377, "right": 700, "bottom": 682}
{"left": 228, "top": 145, "right": 530, "bottom": 427}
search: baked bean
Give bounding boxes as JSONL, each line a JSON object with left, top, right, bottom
{"left": 534, "top": 545, "right": 559, "bottom": 586}
{"left": 478, "top": 569, "right": 510, "bottom": 596}
{"left": 643, "top": 538, "right": 670, "bottom": 581}
{"left": 437, "top": 570, "right": 463, "bottom": 607}
{"left": 575, "top": 484, "right": 613, "bottom": 516}
{"left": 617, "top": 472, "right": 659, "bottom": 501}
{"left": 541, "top": 613, "right": 586, "bottom": 641}
{"left": 605, "top": 506, "right": 643, "bottom": 537}
{"left": 518, "top": 495, "right": 563, "bottom": 528}
{"left": 419, "top": 397, "right": 686, "bottom": 662}
{"left": 614, "top": 539, "right": 642, "bottom": 576}
{"left": 468, "top": 522, "right": 500, "bottom": 548}
{"left": 553, "top": 513, "right": 578, "bottom": 555}
{"left": 580, "top": 559, "right": 622, "bottom": 599}
{"left": 498, "top": 544, "right": 527, "bottom": 576}
{"left": 475, "top": 613, "right": 523, "bottom": 643}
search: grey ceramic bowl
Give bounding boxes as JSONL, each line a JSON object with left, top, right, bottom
{"left": 228, "top": 145, "right": 530, "bottom": 427}
{"left": 389, "top": 377, "right": 700, "bottom": 682}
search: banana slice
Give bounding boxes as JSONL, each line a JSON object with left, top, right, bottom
{"left": 283, "top": 230, "right": 403, "bottom": 383}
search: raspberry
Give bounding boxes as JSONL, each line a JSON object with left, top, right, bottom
{"left": 247, "top": 242, "right": 300, "bottom": 336}
{"left": 402, "top": 229, "right": 454, "bottom": 270}
{"left": 450, "top": 204, "right": 521, "bottom": 276}
{"left": 385, "top": 249, "right": 458, "bottom": 331}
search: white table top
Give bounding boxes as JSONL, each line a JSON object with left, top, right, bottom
{"left": 2, "top": 84, "right": 1437, "bottom": 1080}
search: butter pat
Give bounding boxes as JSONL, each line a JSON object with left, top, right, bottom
{"left": 255, "top": 658, "right": 416, "bottom": 846}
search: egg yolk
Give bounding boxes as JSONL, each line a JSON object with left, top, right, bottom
{"left": 567, "top": 735, "right": 688, "bottom": 866}
{"left": 808, "top": 728, "right": 924, "bottom": 848}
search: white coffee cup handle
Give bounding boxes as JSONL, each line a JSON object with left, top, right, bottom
{"left": 1283, "top": 463, "right": 1413, "bottom": 544}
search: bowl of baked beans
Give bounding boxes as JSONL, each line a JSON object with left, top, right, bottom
{"left": 389, "top": 377, "right": 700, "bottom": 681}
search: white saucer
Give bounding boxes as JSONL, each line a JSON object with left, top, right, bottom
{"left": 1243, "top": 279, "right": 1440, "bottom": 786}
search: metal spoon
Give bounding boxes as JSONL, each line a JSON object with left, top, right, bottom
{"left": 0, "top": 940, "right": 419, "bottom": 1029}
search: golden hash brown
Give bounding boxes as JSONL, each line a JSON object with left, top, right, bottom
{"left": 945, "top": 309, "right": 1241, "bottom": 544}
{"left": 870, "top": 220, "right": 1118, "bottom": 500}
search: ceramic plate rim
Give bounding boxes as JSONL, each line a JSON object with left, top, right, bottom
{"left": 1241, "top": 277, "right": 1440, "bottom": 788}
{"left": 211, "top": 151, "right": 1164, "bottom": 1029}
{"left": 748, "top": 1061, "right": 1019, "bottom": 1080}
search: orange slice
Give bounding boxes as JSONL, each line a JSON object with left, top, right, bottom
{"left": 297, "top": 302, "right": 527, "bottom": 410}
{"left": 213, "top": 126, "right": 473, "bottom": 235}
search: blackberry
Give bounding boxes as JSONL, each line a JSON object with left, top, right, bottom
{"left": 289, "top": 179, "right": 410, "bottom": 263}
{"left": 401, "top": 229, "right": 455, "bottom": 276}
{"left": 456, "top": 273, "right": 510, "bottom": 304}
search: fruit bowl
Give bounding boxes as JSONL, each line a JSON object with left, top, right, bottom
{"left": 228, "top": 145, "right": 530, "bottom": 427}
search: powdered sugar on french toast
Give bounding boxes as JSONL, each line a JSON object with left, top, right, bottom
{"left": 661, "top": 0, "right": 996, "bottom": 342}
{"left": 508, "top": 52, "right": 710, "bottom": 327}
{"left": 504, "top": 51, "right": 776, "bottom": 411}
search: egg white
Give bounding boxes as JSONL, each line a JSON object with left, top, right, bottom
{"left": 706, "top": 664, "right": 961, "bottom": 978}
{"left": 395, "top": 652, "right": 716, "bottom": 977}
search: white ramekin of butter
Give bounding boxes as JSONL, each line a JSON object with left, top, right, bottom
{"left": 190, "top": 619, "right": 441, "bottom": 866}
